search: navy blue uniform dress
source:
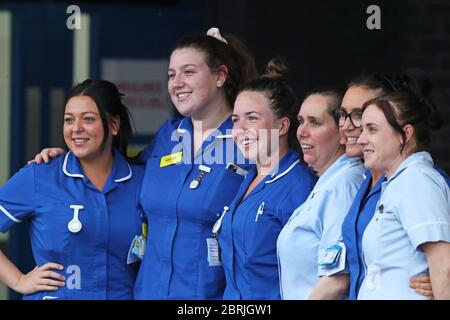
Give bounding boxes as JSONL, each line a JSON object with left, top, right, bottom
{"left": 134, "top": 117, "right": 251, "bottom": 299}
{"left": 0, "top": 150, "right": 143, "bottom": 299}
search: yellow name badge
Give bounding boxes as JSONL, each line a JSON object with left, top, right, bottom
{"left": 160, "top": 151, "right": 183, "bottom": 167}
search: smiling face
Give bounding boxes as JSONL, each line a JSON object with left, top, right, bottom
{"left": 232, "top": 90, "right": 287, "bottom": 164}
{"left": 168, "top": 48, "right": 225, "bottom": 119}
{"left": 358, "top": 104, "right": 405, "bottom": 177}
{"left": 297, "top": 94, "right": 344, "bottom": 175}
{"left": 63, "top": 95, "right": 117, "bottom": 162}
{"left": 340, "top": 86, "right": 383, "bottom": 158}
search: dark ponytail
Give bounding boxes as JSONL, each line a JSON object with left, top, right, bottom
{"left": 402, "top": 68, "right": 443, "bottom": 130}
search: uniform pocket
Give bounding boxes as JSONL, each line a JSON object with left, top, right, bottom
{"left": 202, "top": 167, "right": 245, "bottom": 218}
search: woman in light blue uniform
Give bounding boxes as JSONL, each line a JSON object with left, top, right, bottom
{"left": 0, "top": 80, "right": 144, "bottom": 299}
{"left": 217, "top": 59, "right": 317, "bottom": 299}
{"left": 357, "top": 91, "right": 450, "bottom": 299}
{"left": 339, "top": 72, "right": 450, "bottom": 299}
{"left": 133, "top": 29, "right": 258, "bottom": 299}
{"left": 277, "top": 89, "right": 365, "bottom": 299}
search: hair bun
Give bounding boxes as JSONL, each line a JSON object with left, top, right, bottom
{"left": 264, "top": 57, "right": 288, "bottom": 80}
{"left": 403, "top": 68, "right": 443, "bottom": 130}
{"left": 404, "top": 68, "right": 432, "bottom": 98}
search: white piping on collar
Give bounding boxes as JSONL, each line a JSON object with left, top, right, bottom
{"left": 0, "top": 204, "right": 21, "bottom": 223}
{"left": 63, "top": 152, "right": 84, "bottom": 179}
{"left": 114, "top": 163, "right": 133, "bottom": 182}
{"left": 176, "top": 118, "right": 188, "bottom": 133}
{"left": 266, "top": 159, "right": 300, "bottom": 184}
{"left": 63, "top": 151, "right": 133, "bottom": 183}
{"left": 176, "top": 118, "right": 232, "bottom": 139}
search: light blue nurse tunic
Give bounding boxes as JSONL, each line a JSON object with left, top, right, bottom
{"left": 277, "top": 154, "right": 365, "bottom": 299}
{"left": 0, "top": 150, "right": 143, "bottom": 300}
{"left": 342, "top": 163, "right": 449, "bottom": 300}
{"left": 358, "top": 151, "right": 450, "bottom": 300}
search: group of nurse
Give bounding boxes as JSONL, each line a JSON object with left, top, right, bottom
{"left": 0, "top": 26, "right": 449, "bottom": 300}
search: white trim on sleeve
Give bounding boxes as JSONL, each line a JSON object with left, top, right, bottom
{"left": 0, "top": 204, "right": 21, "bottom": 223}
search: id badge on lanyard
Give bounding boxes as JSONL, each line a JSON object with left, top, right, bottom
{"left": 127, "top": 205, "right": 148, "bottom": 264}
{"left": 206, "top": 206, "right": 229, "bottom": 267}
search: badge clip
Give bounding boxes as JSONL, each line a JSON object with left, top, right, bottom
{"left": 189, "top": 165, "right": 211, "bottom": 189}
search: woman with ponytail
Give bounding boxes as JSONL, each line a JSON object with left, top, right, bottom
{"left": 217, "top": 58, "right": 317, "bottom": 299}
{"left": 0, "top": 79, "right": 144, "bottom": 299}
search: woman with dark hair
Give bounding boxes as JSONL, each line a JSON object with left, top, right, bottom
{"left": 132, "top": 28, "right": 257, "bottom": 300}
{"left": 356, "top": 90, "right": 450, "bottom": 299}
{"left": 339, "top": 71, "right": 450, "bottom": 299}
{"left": 216, "top": 58, "right": 317, "bottom": 299}
{"left": 0, "top": 79, "right": 144, "bottom": 299}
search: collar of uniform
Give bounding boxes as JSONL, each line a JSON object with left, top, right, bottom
{"left": 362, "top": 169, "right": 369, "bottom": 181}
{"left": 386, "top": 151, "right": 433, "bottom": 182}
{"left": 62, "top": 149, "right": 132, "bottom": 183}
{"left": 362, "top": 169, "right": 384, "bottom": 199}
{"left": 311, "top": 154, "right": 362, "bottom": 194}
{"left": 175, "top": 117, "right": 191, "bottom": 137}
{"left": 265, "top": 149, "right": 301, "bottom": 184}
{"left": 174, "top": 116, "right": 233, "bottom": 140}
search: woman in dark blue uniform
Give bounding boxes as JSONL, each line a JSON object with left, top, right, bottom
{"left": 133, "top": 29, "right": 258, "bottom": 299}
{"left": 217, "top": 58, "right": 317, "bottom": 299}
{"left": 0, "top": 80, "right": 144, "bottom": 299}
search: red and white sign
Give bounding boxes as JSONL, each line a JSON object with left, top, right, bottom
{"left": 102, "top": 59, "right": 171, "bottom": 135}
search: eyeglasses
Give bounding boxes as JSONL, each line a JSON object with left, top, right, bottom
{"left": 335, "top": 107, "right": 363, "bottom": 128}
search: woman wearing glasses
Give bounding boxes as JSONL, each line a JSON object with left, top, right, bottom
{"left": 339, "top": 72, "right": 450, "bottom": 299}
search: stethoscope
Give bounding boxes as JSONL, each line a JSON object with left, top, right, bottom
{"left": 68, "top": 205, "right": 84, "bottom": 233}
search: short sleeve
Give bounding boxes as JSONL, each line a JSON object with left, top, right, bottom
{"left": 0, "top": 165, "right": 36, "bottom": 232}
{"left": 317, "top": 176, "right": 362, "bottom": 277}
{"left": 396, "top": 168, "right": 450, "bottom": 249}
